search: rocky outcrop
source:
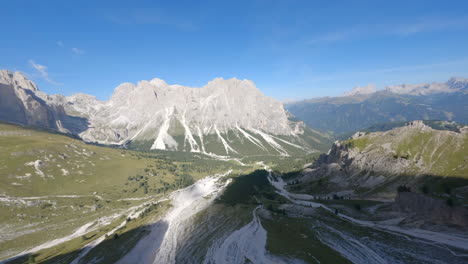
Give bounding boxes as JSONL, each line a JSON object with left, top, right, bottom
{"left": 324, "top": 121, "right": 467, "bottom": 176}
{"left": 298, "top": 121, "right": 468, "bottom": 199}
{"left": 0, "top": 70, "right": 75, "bottom": 132}
{"left": 77, "top": 77, "right": 294, "bottom": 147}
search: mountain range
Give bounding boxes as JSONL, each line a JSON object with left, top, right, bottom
{"left": 2, "top": 69, "right": 468, "bottom": 263}
{"left": 286, "top": 77, "right": 468, "bottom": 136}
{"left": 0, "top": 70, "right": 331, "bottom": 157}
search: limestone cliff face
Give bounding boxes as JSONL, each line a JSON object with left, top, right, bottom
{"left": 76, "top": 77, "right": 294, "bottom": 147}
{"left": 0, "top": 70, "right": 68, "bottom": 131}
{"left": 0, "top": 70, "right": 330, "bottom": 156}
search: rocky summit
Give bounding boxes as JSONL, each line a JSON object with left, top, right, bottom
{"left": 0, "top": 70, "right": 331, "bottom": 156}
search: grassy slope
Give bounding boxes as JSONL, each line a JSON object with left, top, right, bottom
{"left": 0, "top": 123, "right": 249, "bottom": 262}
{"left": 336, "top": 124, "right": 468, "bottom": 203}
{"left": 344, "top": 127, "right": 468, "bottom": 178}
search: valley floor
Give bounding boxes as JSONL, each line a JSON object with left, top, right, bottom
{"left": 2, "top": 161, "right": 468, "bottom": 264}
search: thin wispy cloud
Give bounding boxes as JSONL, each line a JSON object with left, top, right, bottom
{"left": 306, "top": 28, "right": 365, "bottom": 44}
{"left": 57, "top": 41, "right": 64, "bottom": 47}
{"left": 105, "top": 8, "right": 196, "bottom": 31}
{"left": 72, "top": 47, "right": 84, "bottom": 55}
{"left": 303, "top": 58, "right": 468, "bottom": 83}
{"left": 28, "top": 60, "right": 62, "bottom": 85}
{"left": 392, "top": 17, "right": 468, "bottom": 36}
{"left": 306, "top": 17, "right": 468, "bottom": 44}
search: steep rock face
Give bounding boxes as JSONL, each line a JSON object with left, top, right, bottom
{"left": 0, "top": 70, "right": 331, "bottom": 156}
{"left": 0, "top": 70, "right": 68, "bottom": 131}
{"left": 65, "top": 77, "right": 326, "bottom": 156}
{"left": 79, "top": 77, "right": 292, "bottom": 147}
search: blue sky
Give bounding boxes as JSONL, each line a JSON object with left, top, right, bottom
{"left": 2, "top": 0, "right": 468, "bottom": 101}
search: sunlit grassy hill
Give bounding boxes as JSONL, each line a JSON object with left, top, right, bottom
{"left": 288, "top": 121, "right": 468, "bottom": 201}
{"left": 0, "top": 122, "right": 248, "bottom": 262}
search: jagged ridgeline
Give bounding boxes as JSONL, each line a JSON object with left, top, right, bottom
{"left": 298, "top": 121, "right": 468, "bottom": 199}
{"left": 286, "top": 77, "right": 468, "bottom": 136}
{"left": 0, "top": 70, "right": 332, "bottom": 157}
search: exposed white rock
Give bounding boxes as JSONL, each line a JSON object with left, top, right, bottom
{"left": 343, "top": 84, "right": 377, "bottom": 96}
{"left": 0, "top": 71, "right": 38, "bottom": 92}
{"left": 61, "top": 169, "right": 69, "bottom": 176}
{"left": 384, "top": 77, "right": 468, "bottom": 95}
{"left": 79, "top": 77, "right": 294, "bottom": 146}
{"left": 0, "top": 70, "right": 52, "bottom": 128}
{"left": 0, "top": 69, "right": 315, "bottom": 156}
{"left": 340, "top": 77, "right": 468, "bottom": 97}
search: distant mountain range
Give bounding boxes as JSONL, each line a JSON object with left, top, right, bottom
{"left": 0, "top": 70, "right": 331, "bottom": 157}
{"left": 286, "top": 77, "right": 468, "bottom": 135}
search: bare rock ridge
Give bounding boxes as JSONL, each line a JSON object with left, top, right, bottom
{"left": 296, "top": 120, "right": 468, "bottom": 199}
{"left": 0, "top": 70, "right": 83, "bottom": 132}
{"left": 322, "top": 121, "right": 467, "bottom": 184}
{"left": 0, "top": 70, "right": 329, "bottom": 156}
{"left": 77, "top": 77, "right": 292, "bottom": 145}
{"left": 343, "top": 84, "right": 377, "bottom": 96}
{"left": 385, "top": 77, "right": 468, "bottom": 95}
{"left": 286, "top": 76, "right": 468, "bottom": 135}
{"left": 341, "top": 77, "right": 468, "bottom": 96}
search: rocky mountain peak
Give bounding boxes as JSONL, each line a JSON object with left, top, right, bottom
{"left": 0, "top": 69, "right": 68, "bottom": 130}
{"left": 343, "top": 84, "right": 376, "bottom": 97}
{"left": 0, "top": 70, "right": 38, "bottom": 92}
{"left": 447, "top": 77, "right": 468, "bottom": 91}
{"left": 97, "top": 76, "right": 293, "bottom": 143}
{"left": 149, "top": 78, "right": 169, "bottom": 87}
{"left": 337, "top": 76, "right": 468, "bottom": 97}
{"left": 383, "top": 78, "right": 463, "bottom": 95}
{"left": 0, "top": 70, "right": 328, "bottom": 156}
